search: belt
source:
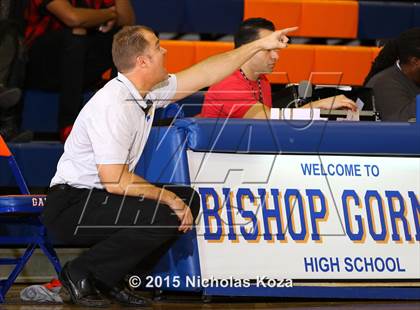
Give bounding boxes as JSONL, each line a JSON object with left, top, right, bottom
{"left": 48, "top": 183, "right": 74, "bottom": 192}
{"left": 48, "top": 184, "right": 100, "bottom": 193}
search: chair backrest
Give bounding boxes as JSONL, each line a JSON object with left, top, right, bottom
{"left": 0, "top": 135, "right": 29, "bottom": 194}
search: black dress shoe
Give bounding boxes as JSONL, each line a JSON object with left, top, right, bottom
{"left": 96, "top": 282, "right": 151, "bottom": 307}
{"left": 59, "top": 263, "right": 110, "bottom": 308}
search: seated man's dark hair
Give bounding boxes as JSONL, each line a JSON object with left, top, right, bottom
{"left": 234, "top": 18, "right": 275, "bottom": 48}
{"left": 364, "top": 27, "right": 420, "bottom": 85}
{"left": 363, "top": 39, "right": 398, "bottom": 85}
{"left": 398, "top": 27, "right": 420, "bottom": 65}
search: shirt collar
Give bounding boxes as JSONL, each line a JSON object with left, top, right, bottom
{"left": 235, "top": 69, "right": 266, "bottom": 83}
{"left": 116, "top": 72, "right": 148, "bottom": 109}
{"left": 396, "top": 60, "right": 402, "bottom": 72}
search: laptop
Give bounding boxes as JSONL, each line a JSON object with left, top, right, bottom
{"left": 272, "top": 85, "right": 380, "bottom": 121}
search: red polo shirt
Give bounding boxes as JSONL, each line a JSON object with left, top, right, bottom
{"left": 201, "top": 70, "right": 272, "bottom": 118}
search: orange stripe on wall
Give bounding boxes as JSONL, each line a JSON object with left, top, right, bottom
{"left": 312, "top": 45, "right": 375, "bottom": 85}
{"left": 161, "top": 40, "right": 196, "bottom": 72}
{"left": 300, "top": 1, "right": 358, "bottom": 38}
{"left": 244, "top": 0, "right": 302, "bottom": 36}
{"left": 161, "top": 40, "right": 379, "bottom": 86}
{"left": 270, "top": 44, "right": 315, "bottom": 84}
{"left": 244, "top": 0, "right": 358, "bottom": 38}
{"left": 195, "top": 41, "right": 232, "bottom": 63}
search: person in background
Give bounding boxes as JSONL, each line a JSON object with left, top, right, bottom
{"left": 24, "top": 0, "right": 135, "bottom": 142}
{"left": 0, "top": 0, "right": 33, "bottom": 142}
{"left": 365, "top": 27, "right": 420, "bottom": 121}
{"left": 201, "top": 18, "right": 357, "bottom": 119}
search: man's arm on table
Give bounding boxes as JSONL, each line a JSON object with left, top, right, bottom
{"left": 98, "top": 164, "right": 193, "bottom": 233}
{"left": 171, "top": 27, "right": 298, "bottom": 102}
{"left": 243, "top": 95, "right": 357, "bottom": 119}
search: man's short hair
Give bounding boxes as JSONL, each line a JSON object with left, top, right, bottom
{"left": 397, "top": 27, "right": 420, "bottom": 64}
{"left": 234, "top": 18, "right": 275, "bottom": 48}
{"left": 112, "top": 25, "right": 154, "bottom": 72}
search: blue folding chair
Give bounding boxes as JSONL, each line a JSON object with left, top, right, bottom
{"left": 0, "top": 135, "right": 61, "bottom": 303}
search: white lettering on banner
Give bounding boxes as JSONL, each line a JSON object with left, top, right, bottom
{"left": 32, "top": 197, "right": 46, "bottom": 207}
{"left": 187, "top": 152, "right": 420, "bottom": 280}
{"left": 128, "top": 275, "right": 293, "bottom": 289}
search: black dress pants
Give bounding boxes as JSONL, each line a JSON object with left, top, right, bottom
{"left": 43, "top": 184, "right": 200, "bottom": 287}
{"left": 25, "top": 28, "right": 116, "bottom": 128}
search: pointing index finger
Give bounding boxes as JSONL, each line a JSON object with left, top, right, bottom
{"left": 279, "top": 26, "right": 299, "bottom": 35}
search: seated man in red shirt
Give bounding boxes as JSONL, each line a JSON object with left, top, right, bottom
{"left": 201, "top": 18, "right": 357, "bottom": 119}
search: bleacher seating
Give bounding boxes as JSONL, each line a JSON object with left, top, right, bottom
{"left": 244, "top": 0, "right": 359, "bottom": 39}
{"left": 358, "top": 1, "right": 420, "bottom": 39}
{"left": 20, "top": 41, "right": 379, "bottom": 134}
{"left": 183, "top": 0, "right": 244, "bottom": 34}
{"left": 21, "top": 91, "right": 60, "bottom": 133}
{"left": 161, "top": 40, "right": 380, "bottom": 85}
{"left": 0, "top": 142, "right": 63, "bottom": 188}
{"left": 20, "top": 90, "right": 200, "bottom": 134}
{"left": 22, "top": 0, "right": 420, "bottom": 135}
{"left": 132, "top": 0, "right": 243, "bottom": 34}
{"left": 12, "top": 0, "right": 417, "bottom": 178}
{"left": 131, "top": 1, "right": 420, "bottom": 40}
{"left": 21, "top": 91, "right": 93, "bottom": 133}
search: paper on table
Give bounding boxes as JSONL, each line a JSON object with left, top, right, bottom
{"left": 346, "top": 110, "right": 360, "bottom": 121}
{"left": 345, "top": 98, "right": 364, "bottom": 121}
{"left": 270, "top": 108, "right": 280, "bottom": 120}
{"left": 355, "top": 98, "right": 365, "bottom": 110}
{"left": 281, "top": 108, "right": 321, "bottom": 120}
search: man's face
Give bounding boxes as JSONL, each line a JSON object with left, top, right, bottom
{"left": 143, "top": 30, "right": 168, "bottom": 84}
{"left": 249, "top": 29, "right": 280, "bottom": 75}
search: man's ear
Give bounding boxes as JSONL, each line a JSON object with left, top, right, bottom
{"left": 136, "top": 55, "right": 148, "bottom": 68}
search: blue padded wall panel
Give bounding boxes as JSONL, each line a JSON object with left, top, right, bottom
{"left": 134, "top": 126, "right": 200, "bottom": 292}
{"left": 133, "top": 0, "right": 243, "bottom": 34}
{"left": 417, "top": 95, "right": 420, "bottom": 120}
{"left": 132, "top": 0, "right": 186, "bottom": 33}
{"left": 0, "top": 158, "right": 15, "bottom": 187}
{"left": 22, "top": 91, "right": 93, "bottom": 133}
{"left": 0, "top": 127, "right": 190, "bottom": 188}
{"left": 150, "top": 230, "right": 202, "bottom": 292}
{"left": 176, "top": 118, "right": 420, "bottom": 156}
{"left": 358, "top": 2, "right": 415, "bottom": 39}
{"left": 21, "top": 91, "right": 59, "bottom": 133}
{"left": 22, "top": 89, "right": 182, "bottom": 133}
{"left": 183, "top": 0, "right": 244, "bottom": 34}
{"left": 175, "top": 91, "right": 205, "bottom": 117}
{"left": 0, "top": 143, "right": 63, "bottom": 188}
{"left": 413, "top": 2, "right": 420, "bottom": 27}
{"left": 135, "top": 126, "right": 190, "bottom": 184}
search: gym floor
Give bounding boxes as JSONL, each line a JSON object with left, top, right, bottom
{"left": 2, "top": 285, "right": 420, "bottom": 309}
